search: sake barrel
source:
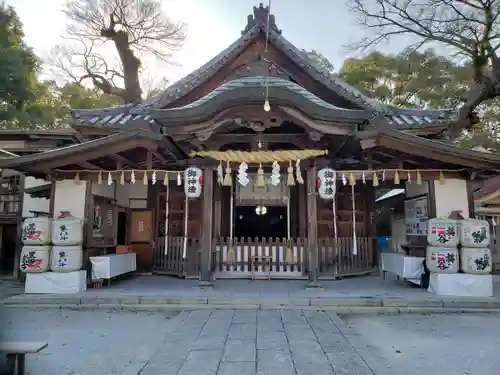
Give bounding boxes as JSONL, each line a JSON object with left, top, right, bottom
{"left": 52, "top": 214, "right": 83, "bottom": 246}
{"left": 427, "top": 218, "right": 459, "bottom": 247}
{"left": 50, "top": 246, "right": 83, "bottom": 273}
{"left": 20, "top": 245, "right": 51, "bottom": 273}
{"left": 426, "top": 246, "right": 459, "bottom": 274}
{"left": 460, "top": 247, "right": 492, "bottom": 275}
{"left": 21, "top": 217, "right": 52, "bottom": 245}
{"left": 459, "top": 219, "right": 490, "bottom": 247}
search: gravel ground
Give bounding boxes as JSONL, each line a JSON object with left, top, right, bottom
{"left": 343, "top": 312, "right": 500, "bottom": 375}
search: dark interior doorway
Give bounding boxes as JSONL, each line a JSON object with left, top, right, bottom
{"left": 234, "top": 205, "right": 287, "bottom": 239}
{"left": 0, "top": 224, "right": 17, "bottom": 272}
{"left": 116, "top": 211, "right": 127, "bottom": 245}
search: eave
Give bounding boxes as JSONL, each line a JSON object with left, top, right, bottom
{"left": 358, "top": 130, "right": 500, "bottom": 174}
{"left": 0, "top": 129, "right": 165, "bottom": 177}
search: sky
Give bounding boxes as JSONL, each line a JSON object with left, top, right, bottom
{"left": 6, "top": 0, "right": 410, "bottom": 85}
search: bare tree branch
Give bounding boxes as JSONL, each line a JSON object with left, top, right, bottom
{"left": 46, "top": 0, "right": 186, "bottom": 103}
{"left": 347, "top": 0, "right": 500, "bottom": 133}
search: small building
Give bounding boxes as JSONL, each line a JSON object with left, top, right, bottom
{"left": 2, "top": 4, "right": 500, "bottom": 283}
{"left": 0, "top": 129, "right": 80, "bottom": 276}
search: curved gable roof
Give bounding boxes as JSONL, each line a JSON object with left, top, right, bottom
{"left": 71, "top": 4, "right": 453, "bottom": 133}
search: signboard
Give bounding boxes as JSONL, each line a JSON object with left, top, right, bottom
{"left": 404, "top": 195, "right": 429, "bottom": 236}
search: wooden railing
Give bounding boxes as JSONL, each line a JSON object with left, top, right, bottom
{"left": 153, "top": 236, "right": 376, "bottom": 279}
{"left": 214, "top": 237, "right": 306, "bottom": 278}
{"left": 153, "top": 236, "right": 200, "bottom": 277}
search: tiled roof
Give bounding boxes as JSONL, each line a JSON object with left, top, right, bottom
{"left": 74, "top": 76, "right": 452, "bottom": 130}
{"left": 72, "top": 4, "right": 452, "bottom": 132}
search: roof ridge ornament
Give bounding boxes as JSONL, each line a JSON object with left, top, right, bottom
{"left": 242, "top": 3, "right": 281, "bottom": 35}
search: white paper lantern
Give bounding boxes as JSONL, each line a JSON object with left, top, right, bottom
{"left": 184, "top": 167, "right": 203, "bottom": 198}
{"left": 317, "top": 168, "right": 336, "bottom": 200}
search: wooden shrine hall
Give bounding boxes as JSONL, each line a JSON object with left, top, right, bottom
{"left": 2, "top": 3, "right": 500, "bottom": 285}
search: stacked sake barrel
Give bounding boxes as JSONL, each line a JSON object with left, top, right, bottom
{"left": 426, "top": 218, "right": 492, "bottom": 275}
{"left": 20, "top": 217, "right": 52, "bottom": 273}
{"left": 50, "top": 212, "right": 83, "bottom": 272}
{"left": 426, "top": 218, "right": 460, "bottom": 274}
{"left": 459, "top": 219, "right": 492, "bottom": 275}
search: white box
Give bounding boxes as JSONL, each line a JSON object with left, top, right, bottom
{"left": 25, "top": 270, "right": 87, "bottom": 294}
{"left": 428, "top": 273, "right": 493, "bottom": 297}
{"left": 89, "top": 253, "right": 136, "bottom": 279}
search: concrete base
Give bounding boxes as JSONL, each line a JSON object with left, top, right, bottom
{"left": 306, "top": 281, "right": 323, "bottom": 290}
{"left": 429, "top": 273, "right": 493, "bottom": 297}
{"left": 25, "top": 271, "right": 87, "bottom": 294}
{"left": 198, "top": 281, "right": 213, "bottom": 288}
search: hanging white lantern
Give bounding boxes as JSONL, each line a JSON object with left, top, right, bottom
{"left": 184, "top": 167, "right": 203, "bottom": 198}
{"left": 317, "top": 167, "right": 336, "bottom": 200}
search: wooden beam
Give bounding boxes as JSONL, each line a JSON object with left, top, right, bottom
{"left": 146, "top": 151, "right": 153, "bottom": 170}
{"left": 160, "top": 138, "right": 186, "bottom": 160}
{"left": 203, "top": 133, "right": 311, "bottom": 149}
{"left": 329, "top": 139, "right": 348, "bottom": 160}
{"left": 77, "top": 161, "right": 101, "bottom": 169}
{"left": 36, "top": 139, "right": 156, "bottom": 171}
{"left": 154, "top": 151, "right": 170, "bottom": 164}
{"left": 110, "top": 154, "right": 141, "bottom": 169}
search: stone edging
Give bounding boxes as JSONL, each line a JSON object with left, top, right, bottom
{"left": 2, "top": 296, "right": 500, "bottom": 311}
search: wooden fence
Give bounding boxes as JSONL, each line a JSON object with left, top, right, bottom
{"left": 153, "top": 236, "right": 200, "bottom": 278}
{"left": 153, "top": 236, "right": 376, "bottom": 279}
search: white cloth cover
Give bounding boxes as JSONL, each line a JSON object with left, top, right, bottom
{"left": 89, "top": 253, "right": 137, "bottom": 279}
{"left": 381, "top": 253, "right": 424, "bottom": 280}
{"left": 25, "top": 271, "right": 87, "bottom": 294}
{"left": 428, "top": 273, "right": 493, "bottom": 297}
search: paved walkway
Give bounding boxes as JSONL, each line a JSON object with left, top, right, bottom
{"left": 2, "top": 307, "right": 500, "bottom": 374}
{"left": 140, "top": 309, "right": 370, "bottom": 375}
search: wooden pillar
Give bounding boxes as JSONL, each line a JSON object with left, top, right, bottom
{"left": 298, "top": 183, "right": 306, "bottom": 237}
{"left": 13, "top": 174, "right": 25, "bottom": 280}
{"left": 199, "top": 168, "right": 214, "bottom": 286}
{"left": 213, "top": 183, "right": 222, "bottom": 237}
{"left": 306, "top": 166, "right": 321, "bottom": 288}
{"left": 466, "top": 179, "right": 476, "bottom": 219}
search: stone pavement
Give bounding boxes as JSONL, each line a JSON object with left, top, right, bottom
{"left": 2, "top": 307, "right": 500, "bottom": 374}
{"left": 140, "top": 309, "right": 377, "bottom": 375}
{"left": 3, "top": 275, "right": 500, "bottom": 312}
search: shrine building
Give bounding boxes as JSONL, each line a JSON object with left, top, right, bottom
{"left": 2, "top": 3, "right": 500, "bottom": 284}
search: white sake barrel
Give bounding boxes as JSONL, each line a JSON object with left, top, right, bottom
{"left": 460, "top": 247, "right": 492, "bottom": 275}
{"left": 427, "top": 218, "right": 459, "bottom": 247}
{"left": 459, "top": 219, "right": 490, "bottom": 247}
{"left": 426, "top": 246, "right": 459, "bottom": 274}
{"left": 50, "top": 246, "right": 83, "bottom": 272}
{"left": 21, "top": 217, "right": 52, "bottom": 245}
{"left": 20, "top": 245, "right": 51, "bottom": 273}
{"left": 52, "top": 214, "right": 83, "bottom": 246}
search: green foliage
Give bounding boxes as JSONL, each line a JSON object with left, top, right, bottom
{"left": 8, "top": 81, "right": 123, "bottom": 129}
{"left": 339, "top": 49, "right": 473, "bottom": 109}
{"left": 307, "top": 48, "right": 500, "bottom": 151}
{"left": 0, "top": 3, "right": 40, "bottom": 125}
